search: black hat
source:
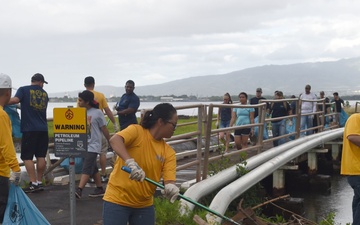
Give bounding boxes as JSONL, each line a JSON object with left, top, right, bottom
{"left": 31, "top": 73, "right": 48, "bottom": 84}
{"left": 84, "top": 76, "right": 95, "bottom": 85}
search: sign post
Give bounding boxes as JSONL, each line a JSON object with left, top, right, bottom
{"left": 53, "top": 107, "right": 87, "bottom": 225}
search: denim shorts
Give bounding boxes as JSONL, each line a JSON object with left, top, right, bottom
{"left": 220, "top": 120, "right": 230, "bottom": 128}
{"left": 103, "top": 201, "right": 155, "bottom": 225}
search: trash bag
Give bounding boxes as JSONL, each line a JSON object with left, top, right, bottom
{"left": 60, "top": 157, "right": 83, "bottom": 174}
{"left": 286, "top": 118, "right": 296, "bottom": 140}
{"left": 339, "top": 109, "right": 349, "bottom": 127}
{"left": 3, "top": 183, "right": 50, "bottom": 225}
{"left": 254, "top": 116, "right": 269, "bottom": 140}
{"left": 4, "top": 105, "right": 22, "bottom": 138}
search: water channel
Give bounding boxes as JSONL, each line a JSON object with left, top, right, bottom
{"left": 297, "top": 174, "right": 352, "bottom": 224}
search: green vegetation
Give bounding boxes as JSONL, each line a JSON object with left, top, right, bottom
{"left": 154, "top": 197, "right": 208, "bottom": 225}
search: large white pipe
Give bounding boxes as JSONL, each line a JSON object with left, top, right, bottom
{"left": 180, "top": 129, "right": 341, "bottom": 214}
{"left": 206, "top": 128, "right": 343, "bottom": 224}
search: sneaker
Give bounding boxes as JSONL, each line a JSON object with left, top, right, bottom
{"left": 75, "top": 188, "right": 82, "bottom": 199}
{"left": 101, "top": 175, "right": 108, "bottom": 183}
{"left": 37, "top": 183, "right": 44, "bottom": 191}
{"left": 23, "top": 182, "right": 43, "bottom": 193}
{"left": 88, "top": 187, "right": 105, "bottom": 197}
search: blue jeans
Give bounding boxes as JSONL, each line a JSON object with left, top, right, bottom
{"left": 348, "top": 176, "right": 360, "bottom": 224}
{"left": 271, "top": 119, "right": 286, "bottom": 147}
{"left": 300, "top": 115, "right": 313, "bottom": 137}
{"left": 103, "top": 201, "right": 155, "bottom": 225}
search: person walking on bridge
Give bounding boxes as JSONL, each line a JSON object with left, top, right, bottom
{"left": 216, "top": 93, "right": 233, "bottom": 153}
{"left": 341, "top": 113, "right": 360, "bottom": 224}
{"left": 230, "top": 92, "right": 254, "bottom": 150}
{"left": 8, "top": 73, "right": 49, "bottom": 193}
{"left": 299, "top": 84, "right": 317, "bottom": 137}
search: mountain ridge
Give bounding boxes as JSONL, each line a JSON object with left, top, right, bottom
{"left": 48, "top": 57, "right": 360, "bottom": 98}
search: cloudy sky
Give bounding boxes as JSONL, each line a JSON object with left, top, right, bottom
{"left": 1, "top": 0, "right": 360, "bottom": 93}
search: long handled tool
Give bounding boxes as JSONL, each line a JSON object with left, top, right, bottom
{"left": 121, "top": 166, "right": 240, "bottom": 225}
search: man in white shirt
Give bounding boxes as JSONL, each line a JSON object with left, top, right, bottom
{"left": 300, "top": 84, "right": 317, "bottom": 137}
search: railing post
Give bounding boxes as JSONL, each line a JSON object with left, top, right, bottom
{"left": 202, "top": 104, "right": 213, "bottom": 180}
{"left": 295, "top": 98, "right": 301, "bottom": 139}
{"left": 196, "top": 105, "right": 204, "bottom": 182}
{"left": 257, "top": 102, "right": 266, "bottom": 153}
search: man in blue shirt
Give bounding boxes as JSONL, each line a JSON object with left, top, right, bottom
{"left": 115, "top": 80, "right": 140, "bottom": 130}
{"left": 8, "top": 73, "right": 49, "bottom": 193}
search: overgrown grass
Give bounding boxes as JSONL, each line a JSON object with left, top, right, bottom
{"left": 154, "top": 197, "right": 208, "bottom": 225}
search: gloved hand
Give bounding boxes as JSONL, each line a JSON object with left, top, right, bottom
{"left": 215, "top": 121, "right": 219, "bottom": 128}
{"left": 10, "top": 171, "right": 21, "bottom": 186}
{"left": 310, "top": 115, "right": 314, "bottom": 120}
{"left": 114, "top": 123, "right": 119, "bottom": 132}
{"left": 161, "top": 183, "right": 179, "bottom": 203}
{"left": 125, "top": 159, "right": 145, "bottom": 182}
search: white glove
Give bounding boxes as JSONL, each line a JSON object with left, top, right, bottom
{"left": 114, "top": 123, "right": 119, "bottom": 132}
{"left": 161, "top": 183, "right": 179, "bottom": 203}
{"left": 10, "top": 171, "right": 21, "bottom": 186}
{"left": 125, "top": 159, "right": 145, "bottom": 182}
{"left": 215, "top": 121, "right": 219, "bottom": 128}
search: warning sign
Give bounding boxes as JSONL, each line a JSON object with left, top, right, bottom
{"left": 53, "top": 108, "right": 87, "bottom": 157}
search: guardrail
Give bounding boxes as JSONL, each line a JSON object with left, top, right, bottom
{"left": 42, "top": 99, "right": 343, "bottom": 183}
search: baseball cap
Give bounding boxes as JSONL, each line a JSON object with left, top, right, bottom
{"left": 0, "top": 73, "right": 12, "bottom": 89}
{"left": 84, "top": 76, "right": 95, "bottom": 85}
{"left": 256, "top": 88, "right": 262, "bottom": 92}
{"left": 31, "top": 73, "right": 48, "bottom": 84}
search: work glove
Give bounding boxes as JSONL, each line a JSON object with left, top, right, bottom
{"left": 10, "top": 171, "right": 21, "bottom": 186}
{"left": 125, "top": 159, "right": 145, "bottom": 182}
{"left": 161, "top": 183, "right": 180, "bottom": 203}
{"left": 114, "top": 123, "right": 119, "bottom": 132}
{"left": 215, "top": 121, "right": 219, "bottom": 128}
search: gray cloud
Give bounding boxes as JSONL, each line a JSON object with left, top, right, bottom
{"left": 1, "top": 0, "right": 360, "bottom": 93}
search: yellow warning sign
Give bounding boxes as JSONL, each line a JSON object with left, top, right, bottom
{"left": 53, "top": 108, "right": 87, "bottom": 134}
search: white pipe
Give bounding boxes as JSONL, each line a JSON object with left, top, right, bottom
{"left": 206, "top": 128, "right": 343, "bottom": 224}
{"left": 180, "top": 129, "right": 341, "bottom": 214}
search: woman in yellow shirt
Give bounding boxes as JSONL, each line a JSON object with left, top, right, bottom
{"left": 103, "top": 103, "right": 179, "bottom": 225}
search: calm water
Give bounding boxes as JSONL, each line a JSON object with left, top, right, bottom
{"left": 45, "top": 101, "right": 355, "bottom": 222}
{"left": 46, "top": 101, "right": 219, "bottom": 119}
{"left": 300, "top": 175, "right": 352, "bottom": 224}
{"left": 46, "top": 100, "right": 360, "bottom": 119}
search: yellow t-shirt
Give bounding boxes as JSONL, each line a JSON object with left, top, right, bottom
{"left": 341, "top": 113, "right": 360, "bottom": 175}
{"left": 103, "top": 124, "right": 176, "bottom": 208}
{"left": 0, "top": 106, "right": 21, "bottom": 177}
{"left": 90, "top": 90, "right": 108, "bottom": 111}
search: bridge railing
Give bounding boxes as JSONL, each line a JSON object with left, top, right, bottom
{"left": 42, "top": 99, "right": 342, "bottom": 183}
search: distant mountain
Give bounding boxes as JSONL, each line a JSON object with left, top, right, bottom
{"left": 48, "top": 57, "right": 360, "bottom": 98}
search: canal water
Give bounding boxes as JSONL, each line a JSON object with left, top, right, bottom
{"left": 292, "top": 174, "right": 352, "bottom": 224}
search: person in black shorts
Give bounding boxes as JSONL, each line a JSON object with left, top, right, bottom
{"left": 8, "top": 73, "right": 49, "bottom": 193}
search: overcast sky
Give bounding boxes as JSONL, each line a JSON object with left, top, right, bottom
{"left": 1, "top": 0, "right": 360, "bottom": 93}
